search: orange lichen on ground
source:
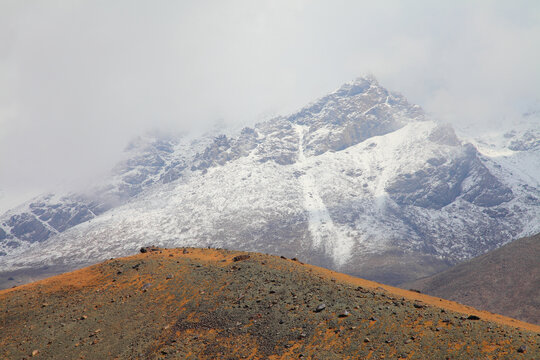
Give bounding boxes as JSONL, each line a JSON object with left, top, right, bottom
{"left": 0, "top": 263, "right": 103, "bottom": 298}
{"left": 1, "top": 247, "right": 539, "bottom": 360}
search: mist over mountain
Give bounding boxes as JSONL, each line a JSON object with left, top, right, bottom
{"left": 1, "top": 77, "right": 538, "bottom": 287}
{"left": 1, "top": 1, "right": 540, "bottom": 205}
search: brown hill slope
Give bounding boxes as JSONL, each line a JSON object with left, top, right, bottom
{"left": 404, "top": 233, "right": 540, "bottom": 325}
{"left": 1, "top": 248, "right": 539, "bottom": 359}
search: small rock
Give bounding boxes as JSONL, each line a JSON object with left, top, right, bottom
{"left": 364, "top": 337, "right": 370, "bottom": 343}
{"left": 32, "top": 350, "right": 39, "bottom": 357}
{"left": 166, "top": 274, "right": 173, "bottom": 280}
{"left": 182, "top": 248, "right": 188, "bottom": 254}
{"left": 338, "top": 310, "right": 350, "bottom": 318}
{"left": 141, "top": 283, "right": 152, "bottom": 291}
{"left": 233, "top": 254, "right": 250, "bottom": 262}
{"left": 140, "top": 246, "right": 160, "bottom": 253}
{"left": 467, "top": 315, "right": 480, "bottom": 320}
{"left": 517, "top": 345, "right": 526, "bottom": 353}
{"left": 413, "top": 303, "right": 425, "bottom": 309}
{"left": 80, "top": 315, "right": 88, "bottom": 320}
{"left": 314, "top": 303, "right": 326, "bottom": 312}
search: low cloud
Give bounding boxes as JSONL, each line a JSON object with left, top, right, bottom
{"left": 1, "top": 0, "right": 539, "bottom": 206}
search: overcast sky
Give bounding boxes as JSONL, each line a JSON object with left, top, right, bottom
{"left": 1, "top": 0, "right": 539, "bottom": 209}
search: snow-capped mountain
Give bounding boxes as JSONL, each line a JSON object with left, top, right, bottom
{"left": 1, "top": 76, "right": 539, "bottom": 285}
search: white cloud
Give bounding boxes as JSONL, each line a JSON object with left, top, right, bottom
{"left": 0, "top": 0, "right": 539, "bottom": 202}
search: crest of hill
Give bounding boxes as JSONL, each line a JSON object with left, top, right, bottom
{"left": 404, "top": 232, "right": 540, "bottom": 325}
{"left": 1, "top": 248, "right": 539, "bottom": 359}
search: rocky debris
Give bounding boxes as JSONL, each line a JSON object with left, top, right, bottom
{"left": 467, "top": 315, "right": 481, "bottom": 320}
{"left": 413, "top": 303, "right": 425, "bottom": 309}
{"left": 1, "top": 249, "right": 539, "bottom": 359}
{"left": 314, "top": 303, "right": 326, "bottom": 312}
{"left": 232, "top": 255, "right": 250, "bottom": 262}
{"left": 140, "top": 246, "right": 160, "bottom": 253}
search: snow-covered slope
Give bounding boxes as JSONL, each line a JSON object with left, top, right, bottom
{"left": 1, "top": 77, "right": 538, "bottom": 284}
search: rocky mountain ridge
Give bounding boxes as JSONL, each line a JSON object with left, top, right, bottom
{"left": 1, "top": 76, "right": 538, "bottom": 285}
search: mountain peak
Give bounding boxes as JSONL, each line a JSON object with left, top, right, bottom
{"left": 332, "top": 75, "right": 379, "bottom": 98}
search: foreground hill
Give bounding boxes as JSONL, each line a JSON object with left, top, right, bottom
{"left": 405, "top": 233, "right": 540, "bottom": 325}
{"left": 1, "top": 248, "right": 539, "bottom": 359}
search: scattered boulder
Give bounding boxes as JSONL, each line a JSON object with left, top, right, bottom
{"left": 233, "top": 254, "right": 250, "bottom": 262}
{"left": 140, "top": 246, "right": 160, "bottom": 253}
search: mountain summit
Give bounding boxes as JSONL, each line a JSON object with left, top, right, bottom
{"left": 1, "top": 77, "right": 538, "bottom": 286}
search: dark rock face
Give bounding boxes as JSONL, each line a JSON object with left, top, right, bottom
{"left": 191, "top": 128, "right": 262, "bottom": 170}
{"left": 6, "top": 213, "right": 52, "bottom": 243}
{"left": 428, "top": 124, "right": 461, "bottom": 146}
{"left": 255, "top": 120, "right": 298, "bottom": 165}
{"left": 290, "top": 77, "right": 425, "bottom": 156}
{"left": 386, "top": 144, "right": 513, "bottom": 210}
